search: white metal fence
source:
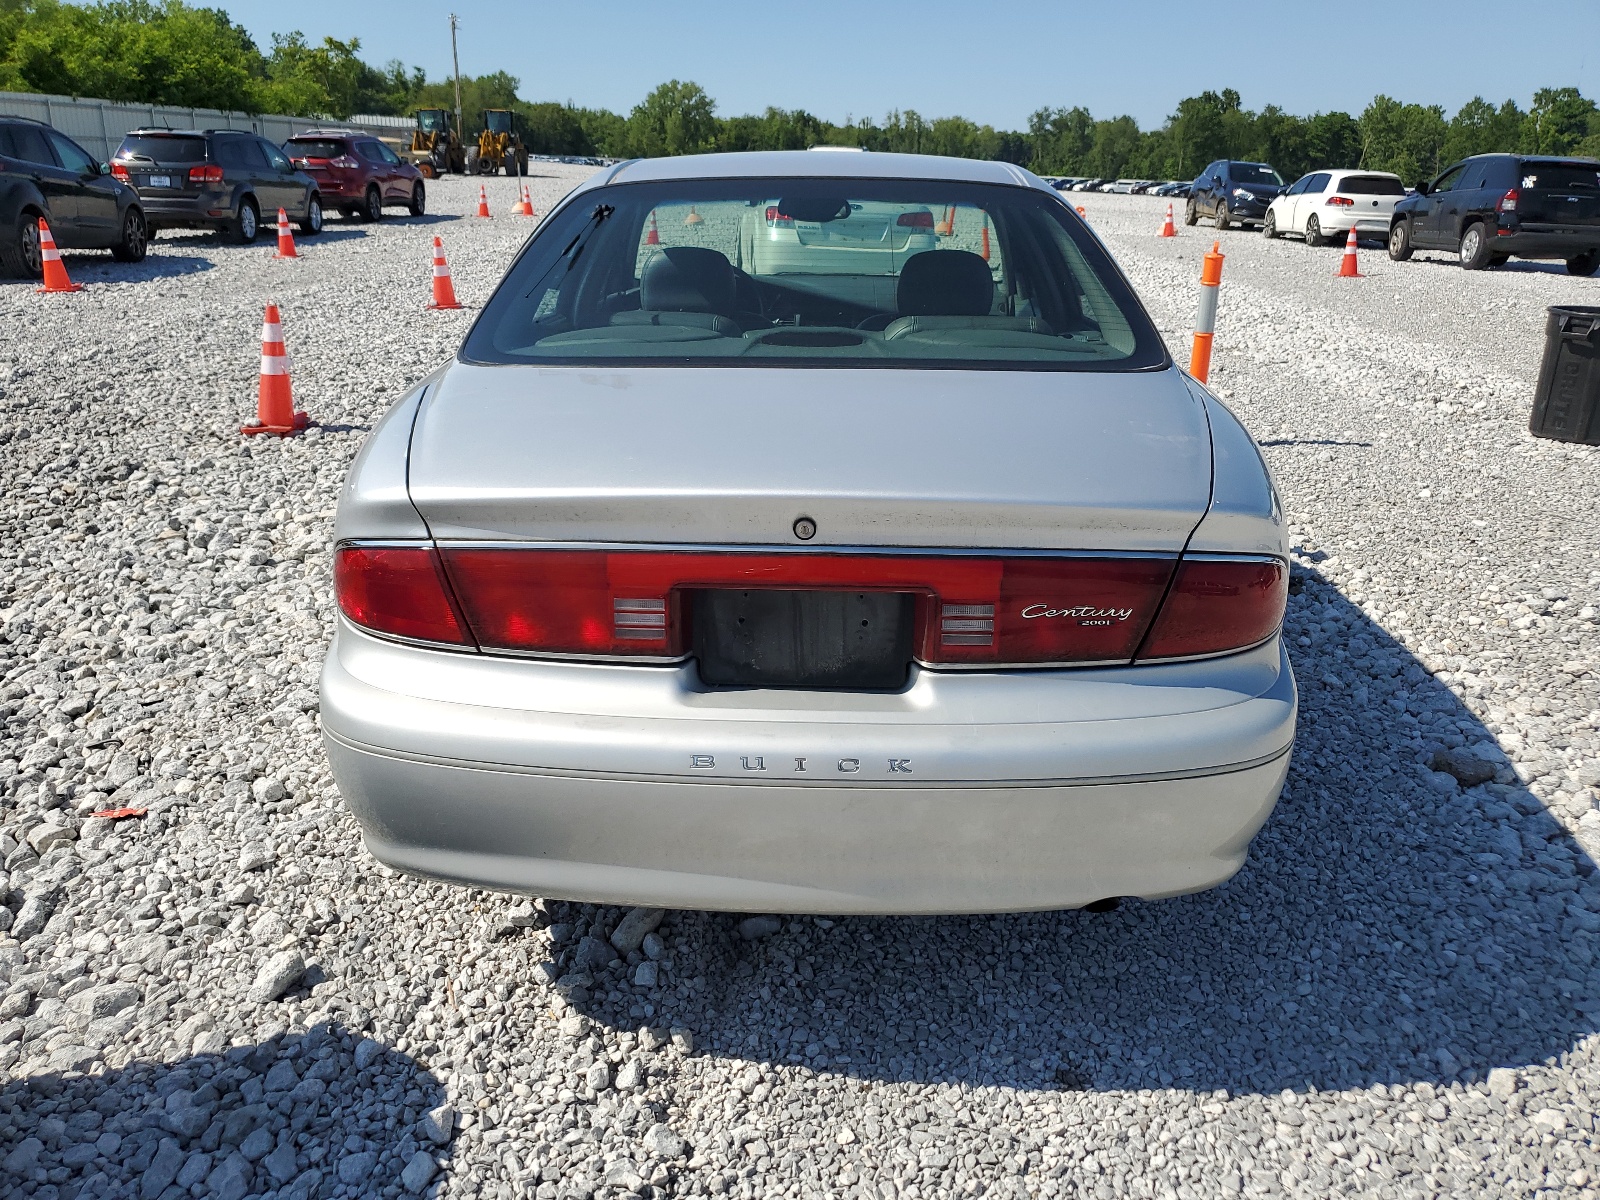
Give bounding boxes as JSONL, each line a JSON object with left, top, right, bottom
{"left": 0, "top": 90, "right": 413, "bottom": 161}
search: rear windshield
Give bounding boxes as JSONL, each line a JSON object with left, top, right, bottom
{"left": 117, "top": 135, "right": 207, "bottom": 165}
{"left": 286, "top": 139, "right": 347, "bottom": 159}
{"left": 1520, "top": 163, "right": 1600, "bottom": 192}
{"left": 1338, "top": 175, "right": 1405, "bottom": 196}
{"left": 1231, "top": 163, "right": 1283, "bottom": 185}
{"left": 461, "top": 178, "right": 1167, "bottom": 371}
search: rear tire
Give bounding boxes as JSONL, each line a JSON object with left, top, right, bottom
{"left": 1388, "top": 219, "right": 1413, "bottom": 261}
{"left": 1305, "top": 215, "right": 1324, "bottom": 247}
{"left": 363, "top": 186, "right": 383, "bottom": 223}
{"left": 464, "top": 147, "right": 481, "bottom": 175}
{"left": 1459, "top": 221, "right": 1493, "bottom": 269}
{"left": 408, "top": 182, "right": 426, "bottom": 217}
{"left": 1, "top": 211, "right": 43, "bottom": 279}
{"left": 1184, "top": 198, "right": 1198, "bottom": 226}
{"left": 229, "top": 198, "right": 260, "bottom": 244}
{"left": 1263, "top": 211, "right": 1279, "bottom": 238}
{"left": 110, "top": 207, "right": 147, "bottom": 263}
{"left": 1215, "top": 202, "right": 1231, "bottom": 230}
{"left": 298, "top": 194, "right": 323, "bottom": 236}
{"left": 1567, "top": 250, "right": 1600, "bottom": 276}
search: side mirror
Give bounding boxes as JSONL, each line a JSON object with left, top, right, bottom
{"left": 98, "top": 162, "right": 111, "bottom": 175}
{"left": 1414, "top": 179, "right": 1430, "bottom": 197}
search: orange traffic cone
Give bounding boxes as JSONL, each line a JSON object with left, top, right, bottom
{"left": 274, "top": 207, "right": 298, "bottom": 258}
{"left": 476, "top": 185, "right": 491, "bottom": 218}
{"left": 427, "top": 236, "right": 464, "bottom": 310}
{"left": 241, "top": 303, "right": 309, "bottom": 436}
{"left": 1076, "top": 205, "right": 1086, "bottom": 218}
{"left": 512, "top": 184, "right": 535, "bottom": 216}
{"left": 980, "top": 214, "right": 991, "bottom": 262}
{"left": 35, "top": 220, "right": 81, "bottom": 294}
{"left": 684, "top": 205, "right": 703, "bottom": 227}
{"left": 1160, "top": 204, "right": 1177, "bottom": 238}
{"left": 646, "top": 211, "right": 660, "bottom": 245}
{"left": 1336, "top": 228, "right": 1362, "bottom": 277}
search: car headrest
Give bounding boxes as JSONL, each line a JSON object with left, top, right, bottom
{"left": 640, "top": 246, "right": 736, "bottom": 314}
{"left": 896, "top": 250, "right": 995, "bottom": 317}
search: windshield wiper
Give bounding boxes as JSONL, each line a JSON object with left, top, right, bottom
{"left": 524, "top": 203, "right": 614, "bottom": 300}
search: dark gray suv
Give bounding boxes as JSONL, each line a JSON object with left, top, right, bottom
{"left": 112, "top": 129, "right": 323, "bottom": 243}
{"left": 0, "top": 116, "right": 147, "bottom": 278}
{"left": 1186, "top": 160, "right": 1286, "bottom": 231}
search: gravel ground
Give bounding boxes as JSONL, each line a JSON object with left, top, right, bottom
{"left": 0, "top": 174, "right": 1598, "bottom": 1200}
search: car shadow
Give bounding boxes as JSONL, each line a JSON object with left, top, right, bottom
{"left": 0, "top": 1021, "right": 448, "bottom": 1197}
{"left": 1401, "top": 254, "right": 1581, "bottom": 276}
{"left": 555, "top": 566, "right": 1598, "bottom": 1096}
{"left": 0, "top": 253, "right": 214, "bottom": 286}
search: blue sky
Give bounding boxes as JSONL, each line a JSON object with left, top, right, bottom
{"left": 223, "top": 0, "right": 1598, "bottom": 128}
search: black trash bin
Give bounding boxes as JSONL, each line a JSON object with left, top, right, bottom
{"left": 1530, "top": 305, "right": 1600, "bottom": 444}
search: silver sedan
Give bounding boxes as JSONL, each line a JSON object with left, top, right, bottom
{"left": 321, "top": 150, "right": 1296, "bottom": 915}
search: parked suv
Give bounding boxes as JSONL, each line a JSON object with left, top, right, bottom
{"left": 1389, "top": 154, "right": 1600, "bottom": 274}
{"left": 0, "top": 116, "right": 146, "bottom": 278}
{"left": 283, "top": 130, "right": 425, "bottom": 222}
{"left": 111, "top": 129, "right": 323, "bottom": 243}
{"left": 1186, "top": 161, "right": 1285, "bottom": 230}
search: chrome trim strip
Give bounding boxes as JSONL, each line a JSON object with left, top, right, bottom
{"left": 417, "top": 540, "right": 1187, "bottom": 560}
{"left": 325, "top": 727, "right": 1294, "bottom": 791}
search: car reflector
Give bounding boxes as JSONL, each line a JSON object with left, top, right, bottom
{"left": 335, "top": 545, "right": 474, "bottom": 647}
{"left": 1137, "top": 557, "right": 1287, "bottom": 661}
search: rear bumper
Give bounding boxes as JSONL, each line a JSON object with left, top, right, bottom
{"left": 138, "top": 195, "right": 230, "bottom": 227}
{"left": 320, "top": 620, "right": 1297, "bottom": 913}
{"left": 1492, "top": 226, "right": 1600, "bottom": 257}
{"left": 1319, "top": 212, "right": 1392, "bottom": 235}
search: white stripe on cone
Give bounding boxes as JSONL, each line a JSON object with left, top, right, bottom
{"left": 260, "top": 356, "right": 291, "bottom": 375}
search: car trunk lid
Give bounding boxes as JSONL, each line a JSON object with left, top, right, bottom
{"left": 406, "top": 363, "right": 1211, "bottom": 552}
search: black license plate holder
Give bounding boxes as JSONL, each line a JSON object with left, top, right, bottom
{"left": 692, "top": 589, "right": 915, "bottom": 690}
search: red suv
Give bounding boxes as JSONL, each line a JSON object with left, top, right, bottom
{"left": 282, "top": 130, "right": 424, "bottom": 222}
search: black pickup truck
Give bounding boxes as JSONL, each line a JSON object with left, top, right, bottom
{"left": 1389, "top": 154, "right": 1600, "bottom": 274}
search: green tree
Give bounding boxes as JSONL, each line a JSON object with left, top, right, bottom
{"left": 1521, "top": 86, "right": 1599, "bottom": 155}
{"left": 1028, "top": 106, "right": 1094, "bottom": 175}
{"left": 1443, "top": 96, "right": 1525, "bottom": 162}
{"left": 522, "top": 101, "right": 594, "bottom": 156}
{"left": 626, "top": 79, "right": 717, "bottom": 157}
{"left": 1359, "top": 94, "right": 1447, "bottom": 184}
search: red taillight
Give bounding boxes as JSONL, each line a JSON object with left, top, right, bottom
{"left": 335, "top": 546, "right": 474, "bottom": 647}
{"left": 110, "top": 162, "right": 129, "bottom": 182}
{"left": 188, "top": 164, "right": 224, "bottom": 185}
{"left": 1136, "top": 558, "right": 1287, "bottom": 661}
{"left": 341, "top": 546, "right": 1286, "bottom": 666}
{"left": 896, "top": 211, "right": 935, "bottom": 228}
{"left": 764, "top": 205, "right": 793, "bottom": 227}
{"left": 1498, "top": 188, "right": 1519, "bottom": 212}
{"left": 331, "top": 155, "right": 361, "bottom": 170}
{"left": 1325, "top": 195, "right": 1354, "bottom": 207}
{"left": 435, "top": 549, "right": 1182, "bottom": 665}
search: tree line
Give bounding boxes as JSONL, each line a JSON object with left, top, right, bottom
{"left": 3, "top": 3, "right": 1598, "bottom": 185}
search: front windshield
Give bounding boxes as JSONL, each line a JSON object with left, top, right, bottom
{"left": 461, "top": 178, "right": 1167, "bottom": 371}
{"left": 417, "top": 111, "right": 446, "bottom": 132}
{"left": 486, "top": 111, "right": 513, "bottom": 134}
{"left": 1233, "top": 163, "right": 1283, "bottom": 186}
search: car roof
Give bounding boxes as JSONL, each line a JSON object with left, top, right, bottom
{"left": 595, "top": 150, "right": 1045, "bottom": 190}
{"left": 0, "top": 116, "right": 49, "bottom": 127}
{"left": 123, "top": 128, "right": 252, "bottom": 138}
{"left": 288, "top": 130, "right": 362, "bottom": 139}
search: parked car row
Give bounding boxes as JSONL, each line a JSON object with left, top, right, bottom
{"left": 1, "top": 115, "right": 431, "bottom": 279}
{"left": 1045, "top": 177, "right": 1190, "bottom": 197}
{"left": 1184, "top": 154, "right": 1599, "bottom": 275}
